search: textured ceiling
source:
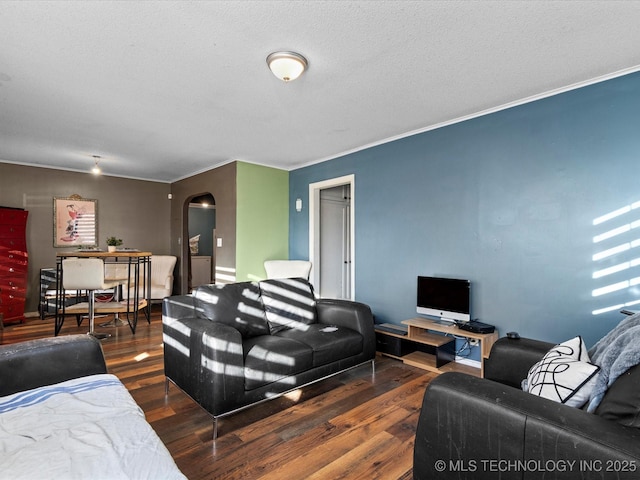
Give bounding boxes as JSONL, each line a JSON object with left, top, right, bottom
{"left": 1, "top": 1, "right": 640, "bottom": 182}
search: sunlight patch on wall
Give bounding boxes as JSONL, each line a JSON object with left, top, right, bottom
{"left": 592, "top": 243, "right": 632, "bottom": 261}
{"left": 592, "top": 257, "right": 640, "bottom": 279}
{"left": 592, "top": 203, "right": 640, "bottom": 225}
{"left": 592, "top": 201, "right": 640, "bottom": 315}
{"left": 593, "top": 224, "right": 631, "bottom": 243}
{"left": 215, "top": 266, "right": 236, "bottom": 284}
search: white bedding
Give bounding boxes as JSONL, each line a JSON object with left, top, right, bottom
{"left": 0, "top": 374, "right": 186, "bottom": 480}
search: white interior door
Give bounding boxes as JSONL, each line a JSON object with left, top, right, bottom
{"left": 309, "top": 175, "right": 355, "bottom": 299}
{"left": 319, "top": 185, "right": 351, "bottom": 298}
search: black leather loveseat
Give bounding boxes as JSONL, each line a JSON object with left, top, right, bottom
{"left": 414, "top": 333, "right": 640, "bottom": 479}
{"left": 162, "top": 278, "right": 375, "bottom": 438}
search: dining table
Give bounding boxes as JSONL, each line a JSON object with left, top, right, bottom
{"left": 54, "top": 250, "right": 152, "bottom": 336}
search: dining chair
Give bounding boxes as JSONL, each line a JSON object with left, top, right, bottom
{"left": 62, "top": 258, "right": 124, "bottom": 339}
{"left": 124, "top": 255, "right": 177, "bottom": 302}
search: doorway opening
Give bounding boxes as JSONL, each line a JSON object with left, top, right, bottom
{"left": 185, "top": 193, "right": 216, "bottom": 292}
{"left": 309, "top": 174, "right": 355, "bottom": 300}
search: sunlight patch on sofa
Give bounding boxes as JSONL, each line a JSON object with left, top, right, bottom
{"left": 246, "top": 369, "right": 297, "bottom": 387}
{"left": 247, "top": 344, "right": 295, "bottom": 366}
{"left": 264, "top": 298, "right": 316, "bottom": 321}
{"left": 195, "top": 290, "right": 220, "bottom": 305}
{"left": 241, "top": 286, "right": 261, "bottom": 302}
{"left": 260, "top": 283, "right": 316, "bottom": 307}
{"left": 236, "top": 301, "right": 266, "bottom": 321}
{"left": 163, "top": 334, "right": 190, "bottom": 358}
{"left": 164, "top": 316, "right": 192, "bottom": 336}
{"left": 199, "top": 337, "right": 244, "bottom": 377}
{"left": 163, "top": 317, "right": 193, "bottom": 358}
{"left": 201, "top": 335, "right": 243, "bottom": 355}
{"left": 202, "top": 358, "right": 245, "bottom": 378}
{"left": 267, "top": 315, "right": 312, "bottom": 331}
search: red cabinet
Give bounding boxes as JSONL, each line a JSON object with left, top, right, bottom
{"left": 0, "top": 207, "right": 28, "bottom": 324}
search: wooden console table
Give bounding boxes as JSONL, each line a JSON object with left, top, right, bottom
{"left": 54, "top": 250, "right": 152, "bottom": 336}
{"left": 375, "top": 317, "right": 498, "bottom": 377}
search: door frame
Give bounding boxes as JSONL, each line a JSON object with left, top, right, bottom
{"left": 309, "top": 174, "right": 355, "bottom": 299}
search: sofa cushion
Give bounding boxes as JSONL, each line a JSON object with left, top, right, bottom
{"left": 259, "top": 278, "right": 317, "bottom": 334}
{"left": 595, "top": 363, "right": 640, "bottom": 427}
{"left": 525, "top": 337, "right": 600, "bottom": 408}
{"left": 243, "top": 335, "right": 313, "bottom": 390}
{"left": 276, "top": 324, "right": 363, "bottom": 367}
{"left": 193, "top": 282, "right": 270, "bottom": 338}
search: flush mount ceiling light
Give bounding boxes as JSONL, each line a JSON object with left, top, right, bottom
{"left": 266, "top": 51, "right": 308, "bottom": 82}
{"left": 91, "top": 155, "right": 102, "bottom": 175}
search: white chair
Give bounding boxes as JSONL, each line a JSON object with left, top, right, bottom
{"left": 104, "top": 263, "right": 130, "bottom": 284}
{"left": 264, "top": 260, "right": 312, "bottom": 280}
{"left": 62, "top": 258, "right": 124, "bottom": 339}
{"left": 125, "top": 255, "right": 177, "bottom": 302}
{"left": 98, "top": 262, "right": 131, "bottom": 327}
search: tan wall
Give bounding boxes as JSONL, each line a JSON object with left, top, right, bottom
{"left": 0, "top": 162, "right": 171, "bottom": 313}
{"left": 169, "top": 162, "right": 237, "bottom": 294}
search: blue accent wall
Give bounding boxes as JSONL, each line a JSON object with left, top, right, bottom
{"left": 290, "top": 71, "right": 640, "bottom": 348}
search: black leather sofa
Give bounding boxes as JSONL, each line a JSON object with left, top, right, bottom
{"left": 162, "top": 278, "right": 376, "bottom": 438}
{"left": 414, "top": 336, "right": 640, "bottom": 480}
{"left": 0, "top": 335, "right": 107, "bottom": 396}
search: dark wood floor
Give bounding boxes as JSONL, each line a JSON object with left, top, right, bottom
{"left": 2, "top": 308, "right": 435, "bottom": 479}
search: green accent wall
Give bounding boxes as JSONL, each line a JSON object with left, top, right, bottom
{"left": 236, "top": 162, "right": 288, "bottom": 281}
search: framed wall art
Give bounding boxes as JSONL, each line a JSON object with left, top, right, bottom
{"left": 53, "top": 195, "right": 97, "bottom": 247}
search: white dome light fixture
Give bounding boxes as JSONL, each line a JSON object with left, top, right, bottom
{"left": 266, "top": 51, "right": 308, "bottom": 82}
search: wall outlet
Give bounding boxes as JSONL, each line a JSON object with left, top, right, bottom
{"left": 469, "top": 338, "right": 480, "bottom": 347}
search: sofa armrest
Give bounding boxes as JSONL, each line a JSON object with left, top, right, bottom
{"left": 0, "top": 335, "right": 107, "bottom": 397}
{"left": 484, "top": 336, "right": 553, "bottom": 388}
{"left": 162, "top": 313, "right": 245, "bottom": 417}
{"left": 316, "top": 299, "right": 376, "bottom": 358}
{"left": 414, "top": 372, "right": 640, "bottom": 480}
{"left": 162, "top": 294, "right": 197, "bottom": 320}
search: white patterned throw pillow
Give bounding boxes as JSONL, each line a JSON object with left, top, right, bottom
{"left": 544, "top": 335, "right": 591, "bottom": 362}
{"left": 526, "top": 336, "right": 600, "bottom": 408}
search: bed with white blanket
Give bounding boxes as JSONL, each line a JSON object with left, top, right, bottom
{"left": 0, "top": 335, "right": 185, "bottom": 480}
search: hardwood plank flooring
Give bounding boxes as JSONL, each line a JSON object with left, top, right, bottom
{"left": 2, "top": 308, "right": 435, "bottom": 479}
